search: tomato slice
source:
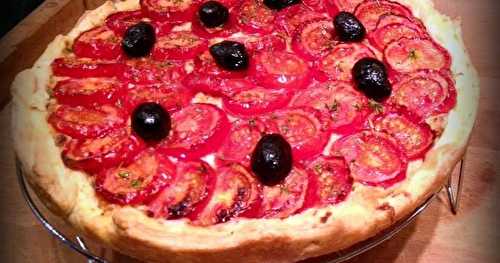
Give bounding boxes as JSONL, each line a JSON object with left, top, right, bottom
{"left": 140, "top": 0, "right": 198, "bottom": 22}
{"left": 62, "top": 128, "right": 145, "bottom": 174}
{"left": 250, "top": 51, "right": 312, "bottom": 90}
{"left": 370, "top": 22, "right": 425, "bottom": 51}
{"left": 290, "top": 81, "right": 370, "bottom": 134}
{"left": 385, "top": 37, "right": 451, "bottom": 73}
{"left": 217, "top": 118, "right": 272, "bottom": 164}
{"left": 303, "top": 0, "right": 327, "bottom": 13}
{"left": 261, "top": 166, "right": 309, "bottom": 218}
{"left": 124, "top": 84, "right": 193, "bottom": 113}
{"left": 236, "top": 0, "right": 275, "bottom": 34}
{"left": 121, "top": 59, "right": 187, "bottom": 85}
{"left": 223, "top": 86, "right": 291, "bottom": 117}
{"left": 275, "top": 5, "right": 327, "bottom": 36}
{"left": 369, "top": 107, "right": 434, "bottom": 159}
{"left": 148, "top": 160, "right": 215, "bottom": 219}
{"left": 49, "top": 105, "right": 126, "bottom": 139}
{"left": 195, "top": 163, "right": 261, "bottom": 225}
{"left": 105, "top": 10, "right": 148, "bottom": 35}
{"left": 317, "top": 43, "right": 375, "bottom": 82}
{"left": 242, "top": 34, "right": 287, "bottom": 53}
{"left": 95, "top": 149, "right": 176, "bottom": 205}
{"left": 53, "top": 78, "right": 124, "bottom": 107}
{"left": 73, "top": 26, "right": 122, "bottom": 60}
{"left": 152, "top": 31, "right": 208, "bottom": 60}
{"left": 159, "top": 104, "right": 230, "bottom": 160}
{"left": 326, "top": 0, "right": 365, "bottom": 15}
{"left": 390, "top": 70, "right": 457, "bottom": 118}
{"left": 354, "top": 0, "right": 412, "bottom": 32}
{"left": 304, "top": 156, "right": 352, "bottom": 208}
{"left": 331, "top": 131, "right": 408, "bottom": 186}
{"left": 51, "top": 57, "right": 124, "bottom": 78}
{"left": 268, "top": 108, "right": 328, "bottom": 160}
{"left": 375, "top": 14, "right": 424, "bottom": 31}
{"left": 188, "top": 77, "right": 250, "bottom": 97}
{"left": 292, "top": 19, "right": 336, "bottom": 61}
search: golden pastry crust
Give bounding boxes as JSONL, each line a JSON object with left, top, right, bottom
{"left": 11, "top": 0, "right": 479, "bottom": 262}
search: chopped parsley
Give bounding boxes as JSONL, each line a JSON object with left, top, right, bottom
{"left": 368, "top": 100, "right": 384, "bottom": 114}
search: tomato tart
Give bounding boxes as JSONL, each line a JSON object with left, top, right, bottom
{"left": 11, "top": 0, "right": 479, "bottom": 262}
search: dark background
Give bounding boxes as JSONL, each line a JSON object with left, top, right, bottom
{"left": 0, "top": 0, "right": 44, "bottom": 37}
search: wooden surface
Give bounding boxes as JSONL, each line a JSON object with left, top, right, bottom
{"left": 0, "top": 0, "right": 499, "bottom": 262}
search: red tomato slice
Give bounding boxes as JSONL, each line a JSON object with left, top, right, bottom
{"left": 390, "top": 70, "right": 457, "bottom": 118}
{"left": 49, "top": 105, "right": 126, "bottom": 139}
{"left": 105, "top": 10, "right": 148, "bottom": 35}
{"left": 53, "top": 78, "right": 124, "bottom": 107}
{"left": 121, "top": 59, "right": 186, "bottom": 85}
{"left": 385, "top": 37, "right": 451, "bottom": 73}
{"left": 268, "top": 108, "right": 328, "bottom": 160}
{"left": 159, "top": 104, "right": 230, "bottom": 160}
{"left": 303, "top": 0, "right": 327, "bottom": 13}
{"left": 374, "top": 13, "right": 424, "bottom": 31}
{"left": 223, "top": 86, "right": 291, "bottom": 117}
{"left": 124, "top": 84, "right": 193, "bottom": 113}
{"left": 326, "top": 0, "right": 365, "bottom": 15}
{"left": 140, "top": 0, "right": 198, "bottom": 22}
{"left": 275, "top": 5, "right": 327, "bottom": 36}
{"left": 186, "top": 77, "right": 250, "bottom": 97}
{"left": 217, "top": 118, "right": 272, "bottom": 164}
{"left": 148, "top": 160, "right": 215, "bottom": 219}
{"left": 292, "top": 19, "right": 336, "bottom": 61}
{"left": 95, "top": 149, "right": 176, "bottom": 205}
{"left": 331, "top": 131, "right": 408, "bottom": 186}
{"left": 236, "top": 0, "right": 275, "bottom": 34}
{"left": 261, "top": 166, "right": 309, "bottom": 218}
{"left": 242, "top": 34, "right": 287, "bottom": 53}
{"left": 73, "top": 26, "right": 122, "bottom": 60}
{"left": 303, "top": 156, "right": 352, "bottom": 208}
{"left": 370, "top": 22, "right": 425, "bottom": 51}
{"left": 317, "top": 43, "right": 375, "bottom": 81}
{"left": 354, "top": 0, "right": 412, "bottom": 32}
{"left": 152, "top": 31, "right": 208, "bottom": 60}
{"left": 195, "top": 163, "right": 261, "bottom": 225}
{"left": 250, "top": 51, "right": 312, "bottom": 90}
{"left": 51, "top": 57, "right": 124, "bottom": 78}
{"left": 369, "top": 107, "right": 434, "bottom": 159}
{"left": 290, "top": 81, "right": 370, "bottom": 134}
{"left": 62, "top": 128, "right": 145, "bottom": 174}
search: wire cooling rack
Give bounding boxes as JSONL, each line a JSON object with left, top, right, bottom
{"left": 16, "top": 158, "right": 465, "bottom": 263}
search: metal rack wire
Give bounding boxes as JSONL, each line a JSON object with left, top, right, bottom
{"left": 16, "top": 158, "right": 464, "bottom": 263}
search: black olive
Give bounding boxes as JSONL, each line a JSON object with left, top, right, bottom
{"left": 352, "top": 57, "right": 392, "bottom": 102}
{"left": 263, "top": 0, "right": 300, "bottom": 10}
{"left": 251, "top": 134, "right": 293, "bottom": 186}
{"left": 122, "top": 22, "right": 156, "bottom": 58}
{"left": 132, "top": 102, "right": 171, "bottom": 142}
{"left": 334, "top": 11, "right": 366, "bottom": 42}
{"left": 209, "top": 41, "right": 249, "bottom": 71}
{"left": 198, "top": 1, "right": 229, "bottom": 28}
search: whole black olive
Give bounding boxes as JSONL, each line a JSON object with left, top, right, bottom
{"left": 334, "top": 11, "right": 366, "bottom": 42}
{"left": 132, "top": 102, "right": 171, "bottom": 142}
{"left": 352, "top": 57, "right": 392, "bottom": 102}
{"left": 198, "top": 1, "right": 229, "bottom": 28}
{"left": 251, "top": 134, "right": 293, "bottom": 186}
{"left": 209, "top": 41, "right": 249, "bottom": 71}
{"left": 122, "top": 22, "right": 156, "bottom": 58}
{"left": 263, "top": 0, "right": 300, "bottom": 10}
